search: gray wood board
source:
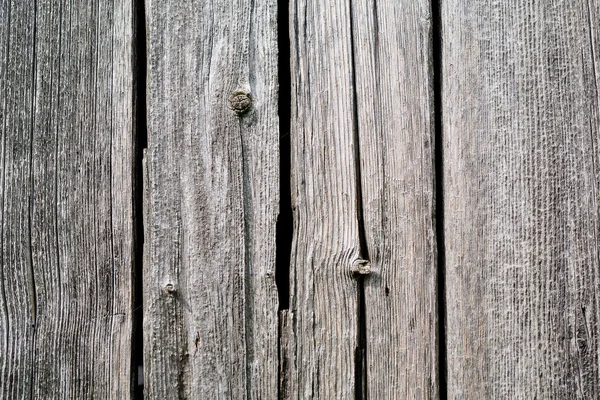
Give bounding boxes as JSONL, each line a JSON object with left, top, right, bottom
{"left": 143, "top": 0, "right": 279, "bottom": 398}
{"left": 0, "top": 0, "right": 134, "bottom": 398}
{"left": 288, "top": 0, "right": 362, "bottom": 397}
{"left": 352, "top": 0, "right": 439, "bottom": 398}
{"left": 442, "top": 1, "right": 600, "bottom": 398}
{"left": 288, "top": 0, "right": 439, "bottom": 397}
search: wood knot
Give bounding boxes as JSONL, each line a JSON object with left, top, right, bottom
{"left": 164, "top": 283, "right": 176, "bottom": 294}
{"left": 351, "top": 259, "right": 371, "bottom": 277}
{"left": 229, "top": 90, "right": 253, "bottom": 115}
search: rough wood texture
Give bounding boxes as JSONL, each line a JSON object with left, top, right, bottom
{"left": 352, "top": 0, "right": 439, "bottom": 398}
{"left": 443, "top": 1, "right": 600, "bottom": 397}
{"left": 289, "top": 0, "right": 438, "bottom": 397}
{"left": 279, "top": 310, "right": 295, "bottom": 399}
{"left": 144, "top": 0, "right": 279, "bottom": 398}
{"left": 0, "top": 0, "right": 134, "bottom": 398}
{"left": 288, "top": 0, "right": 362, "bottom": 397}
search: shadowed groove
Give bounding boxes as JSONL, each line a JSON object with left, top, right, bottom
{"left": 132, "top": 0, "right": 147, "bottom": 397}
{"left": 431, "top": 0, "right": 447, "bottom": 398}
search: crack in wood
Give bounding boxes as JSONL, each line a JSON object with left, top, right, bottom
{"left": 276, "top": 0, "right": 293, "bottom": 397}
{"left": 132, "top": 0, "right": 147, "bottom": 397}
{"left": 349, "top": 1, "right": 369, "bottom": 398}
{"left": 430, "top": 0, "right": 447, "bottom": 398}
{"left": 276, "top": 0, "right": 292, "bottom": 314}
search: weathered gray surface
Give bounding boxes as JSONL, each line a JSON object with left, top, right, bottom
{"left": 288, "top": 0, "right": 438, "bottom": 397}
{"left": 443, "top": 1, "right": 600, "bottom": 398}
{"left": 0, "top": 0, "right": 134, "bottom": 398}
{"left": 288, "top": 0, "right": 362, "bottom": 398}
{"left": 279, "top": 310, "right": 295, "bottom": 399}
{"left": 143, "top": 0, "right": 279, "bottom": 398}
{"left": 352, "top": 0, "right": 439, "bottom": 398}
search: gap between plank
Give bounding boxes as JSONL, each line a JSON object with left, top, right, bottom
{"left": 431, "top": 0, "right": 447, "bottom": 398}
{"left": 276, "top": 0, "right": 293, "bottom": 397}
{"left": 275, "top": 0, "right": 292, "bottom": 313}
{"left": 348, "top": 1, "right": 369, "bottom": 398}
{"left": 132, "top": 0, "right": 147, "bottom": 397}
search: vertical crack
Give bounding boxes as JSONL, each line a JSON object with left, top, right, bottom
{"left": 132, "top": 0, "right": 147, "bottom": 398}
{"left": 27, "top": 2, "right": 39, "bottom": 397}
{"left": 276, "top": 0, "right": 293, "bottom": 397}
{"left": 430, "top": 0, "right": 447, "bottom": 398}
{"left": 348, "top": 1, "right": 368, "bottom": 398}
{"left": 276, "top": 0, "right": 292, "bottom": 313}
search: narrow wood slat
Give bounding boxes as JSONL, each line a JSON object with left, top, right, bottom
{"left": 0, "top": 0, "right": 134, "bottom": 398}
{"left": 443, "top": 1, "right": 600, "bottom": 397}
{"left": 288, "top": 0, "right": 362, "bottom": 397}
{"left": 144, "top": 0, "right": 279, "bottom": 398}
{"left": 351, "top": 0, "right": 439, "bottom": 398}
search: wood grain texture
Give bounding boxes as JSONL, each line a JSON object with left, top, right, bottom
{"left": 351, "top": 0, "right": 439, "bottom": 398}
{"left": 288, "top": 0, "right": 362, "bottom": 397}
{"left": 143, "top": 0, "right": 279, "bottom": 398}
{"left": 0, "top": 0, "right": 134, "bottom": 398}
{"left": 443, "top": 1, "right": 600, "bottom": 398}
{"left": 279, "top": 310, "right": 295, "bottom": 399}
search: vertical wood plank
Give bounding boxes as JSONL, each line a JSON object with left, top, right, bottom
{"left": 144, "top": 0, "right": 279, "bottom": 398}
{"left": 0, "top": 0, "right": 134, "bottom": 398}
{"left": 443, "top": 1, "right": 600, "bottom": 397}
{"left": 351, "top": 0, "right": 439, "bottom": 398}
{"left": 288, "top": 0, "right": 361, "bottom": 397}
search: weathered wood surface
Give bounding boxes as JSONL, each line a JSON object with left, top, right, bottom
{"left": 279, "top": 309, "right": 295, "bottom": 398}
{"left": 288, "top": 0, "right": 361, "bottom": 397}
{"left": 289, "top": 0, "right": 438, "bottom": 398}
{"left": 143, "top": 0, "right": 279, "bottom": 398}
{"left": 351, "top": 0, "right": 439, "bottom": 398}
{"left": 0, "top": 0, "right": 134, "bottom": 398}
{"left": 443, "top": 1, "right": 600, "bottom": 398}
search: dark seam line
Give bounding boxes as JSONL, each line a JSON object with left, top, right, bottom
{"left": 431, "top": 0, "right": 447, "bottom": 398}
{"left": 348, "top": 0, "right": 368, "bottom": 399}
{"left": 132, "top": 0, "right": 147, "bottom": 397}
{"left": 276, "top": 0, "right": 292, "bottom": 313}
{"left": 27, "top": 1, "right": 39, "bottom": 398}
{"left": 276, "top": 0, "right": 292, "bottom": 397}
{"left": 584, "top": 4, "right": 600, "bottom": 399}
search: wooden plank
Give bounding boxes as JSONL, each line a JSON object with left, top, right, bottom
{"left": 143, "top": 0, "right": 279, "bottom": 398}
{"left": 288, "top": 0, "right": 362, "bottom": 397}
{"left": 351, "top": 0, "right": 439, "bottom": 398}
{"left": 443, "top": 1, "right": 600, "bottom": 397}
{"left": 0, "top": 0, "right": 134, "bottom": 398}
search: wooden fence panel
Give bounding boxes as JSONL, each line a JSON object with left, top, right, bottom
{"left": 143, "top": 0, "right": 279, "bottom": 398}
{"left": 443, "top": 1, "right": 600, "bottom": 398}
{"left": 351, "top": 1, "right": 439, "bottom": 398}
{"left": 0, "top": 0, "right": 134, "bottom": 398}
